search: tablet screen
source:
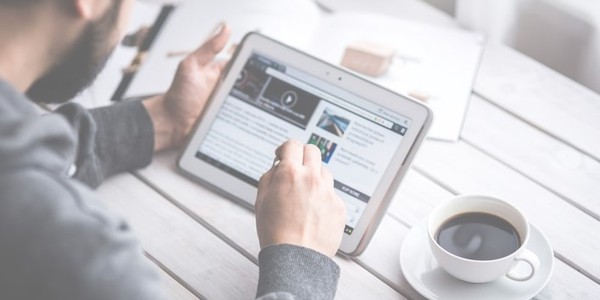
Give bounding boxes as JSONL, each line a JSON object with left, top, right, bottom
{"left": 196, "top": 53, "right": 411, "bottom": 235}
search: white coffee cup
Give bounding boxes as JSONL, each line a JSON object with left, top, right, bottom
{"left": 427, "top": 195, "right": 540, "bottom": 283}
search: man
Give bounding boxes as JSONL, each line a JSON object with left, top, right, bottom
{"left": 0, "top": 0, "right": 346, "bottom": 299}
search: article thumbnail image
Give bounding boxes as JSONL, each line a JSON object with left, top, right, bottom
{"left": 317, "top": 109, "right": 350, "bottom": 137}
{"left": 308, "top": 134, "right": 337, "bottom": 163}
{"left": 232, "top": 60, "right": 269, "bottom": 101}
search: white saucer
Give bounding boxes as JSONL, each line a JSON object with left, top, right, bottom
{"left": 400, "top": 221, "right": 554, "bottom": 300}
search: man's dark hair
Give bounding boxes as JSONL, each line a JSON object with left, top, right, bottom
{"left": 0, "top": 0, "right": 38, "bottom": 5}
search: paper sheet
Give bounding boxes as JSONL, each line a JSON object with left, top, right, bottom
{"left": 308, "top": 13, "right": 485, "bottom": 141}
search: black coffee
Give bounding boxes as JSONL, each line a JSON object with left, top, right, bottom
{"left": 436, "top": 212, "right": 521, "bottom": 261}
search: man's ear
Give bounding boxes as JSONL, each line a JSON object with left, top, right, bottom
{"left": 70, "top": 0, "right": 103, "bottom": 20}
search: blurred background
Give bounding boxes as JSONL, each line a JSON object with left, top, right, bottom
{"left": 423, "top": 0, "right": 600, "bottom": 94}
{"left": 80, "top": 0, "right": 600, "bottom": 108}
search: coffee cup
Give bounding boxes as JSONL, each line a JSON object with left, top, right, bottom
{"left": 427, "top": 194, "right": 540, "bottom": 283}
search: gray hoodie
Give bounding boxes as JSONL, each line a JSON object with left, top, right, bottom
{"left": 0, "top": 78, "right": 339, "bottom": 300}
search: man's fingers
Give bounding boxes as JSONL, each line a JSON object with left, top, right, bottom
{"left": 275, "top": 140, "right": 304, "bottom": 166}
{"left": 257, "top": 168, "right": 273, "bottom": 199}
{"left": 215, "top": 59, "right": 230, "bottom": 72}
{"left": 190, "top": 23, "right": 231, "bottom": 66}
{"left": 303, "top": 144, "right": 323, "bottom": 168}
{"left": 321, "top": 166, "right": 334, "bottom": 184}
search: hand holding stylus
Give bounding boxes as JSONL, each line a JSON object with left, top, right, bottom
{"left": 255, "top": 140, "right": 347, "bottom": 257}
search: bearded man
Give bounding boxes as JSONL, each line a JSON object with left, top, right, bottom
{"left": 0, "top": 1, "right": 346, "bottom": 299}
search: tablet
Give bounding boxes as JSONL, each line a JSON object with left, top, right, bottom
{"left": 178, "top": 33, "right": 432, "bottom": 256}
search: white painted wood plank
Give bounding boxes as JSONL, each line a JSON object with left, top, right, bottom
{"left": 462, "top": 95, "right": 600, "bottom": 219}
{"left": 356, "top": 217, "right": 425, "bottom": 300}
{"left": 388, "top": 170, "right": 454, "bottom": 226}
{"left": 413, "top": 140, "right": 600, "bottom": 281}
{"left": 136, "top": 151, "right": 404, "bottom": 299}
{"left": 139, "top": 150, "right": 600, "bottom": 299}
{"left": 156, "top": 267, "right": 199, "bottom": 300}
{"left": 535, "top": 261, "right": 600, "bottom": 300}
{"left": 474, "top": 44, "right": 600, "bottom": 160}
{"left": 95, "top": 173, "right": 258, "bottom": 299}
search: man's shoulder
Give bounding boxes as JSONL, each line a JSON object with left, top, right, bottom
{"left": 0, "top": 166, "right": 164, "bottom": 300}
{"left": 0, "top": 167, "right": 122, "bottom": 239}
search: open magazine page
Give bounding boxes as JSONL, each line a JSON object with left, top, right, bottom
{"left": 125, "top": 0, "right": 322, "bottom": 98}
{"left": 309, "top": 12, "right": 485, "bottom": 141}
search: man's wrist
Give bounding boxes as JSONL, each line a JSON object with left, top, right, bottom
{"left": 142, "top": 95, "right": 183, "bottom": 151}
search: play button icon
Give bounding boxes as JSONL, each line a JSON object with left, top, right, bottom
{"left": 280, "top": 91, "right": 298, "bottom": 108}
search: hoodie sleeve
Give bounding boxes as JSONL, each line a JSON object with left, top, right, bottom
{"left": 256, "top": 244, "right": 340, "bottom": 300}
{"left": 55, "top": 101, "right": 154, "bottom": 188}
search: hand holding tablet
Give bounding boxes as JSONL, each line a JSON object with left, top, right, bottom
{"left": 256, "top": 141, "right": 346, "bottom": 257}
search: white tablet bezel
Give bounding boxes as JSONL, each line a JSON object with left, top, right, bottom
{"left": 178, "top": 33, "right": 432, "bottom": 256}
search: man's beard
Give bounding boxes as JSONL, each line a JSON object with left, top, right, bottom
{"left": 27, "top": 4, "right": 121, "bottom": 104}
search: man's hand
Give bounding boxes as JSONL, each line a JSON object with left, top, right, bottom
{"left": 143, "top": 23, "right": 231, "bottom": 151}
{"left": 255, "top": 140, "right": 347, "bottom": 257}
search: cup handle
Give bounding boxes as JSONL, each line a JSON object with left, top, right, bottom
{"left": 506, "top": 249, "right": 540, "bottom": 281}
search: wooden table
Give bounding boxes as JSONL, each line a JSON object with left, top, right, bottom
{"left": 93, "top": 1, "right": 600, "bottom": 299}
